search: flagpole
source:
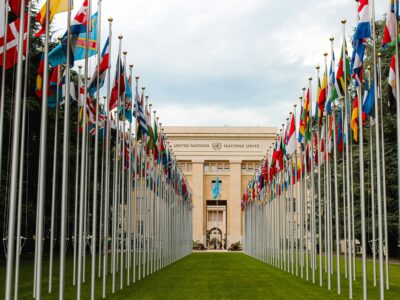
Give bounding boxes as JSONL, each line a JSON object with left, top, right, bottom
{"left": 102, "top": 16, "right": 113, "bottom": 299}
{"left": 48, "top": 66, "right": 61, "bottom": 294}
{"left": 0, "top": 0, "right": 9, "bottom": 191}
{"left": 357, "top": 72, "right": 367, "bottom": 300}
{"left": 315, "top": 64, "right": 323, "bottom": 287}
{"left": 392, "top": 0, "right": 400, "bottom": 270}
{"left": 34, "top": 0, "right": 51, "bottom": 296}
{"left": 90, "top": 1, "right": 102, "bottom": 298}
{"left": 377, "top": 52, "right": 389, "bottom": 290}
{"left": 293, "top": 103, "right": 299, "bottom": 277}
{"left": 59, "top": 0, "right": 73, "bottom": 297}
{"left": 371, "top": 1, "right": 385, "bottom": 298}
{"left": 14, "top": 5, "right": 32, "bottom": 297}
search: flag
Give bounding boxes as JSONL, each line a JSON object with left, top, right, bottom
{"left": 314, "top": 76, "right": 321, "bottom": 122}
{"left": 0, "top": 14, "right": 28, "bottom": 70}
{"left": 35, "top": 51, "right": 45, "bottom": 97}
{"left": 317, "top": 71, "right": 327, "bottom": 124}
{"left": 351, "top": 96, "right": 360, "bottom": 142}
{"left": 299, "top": 89, "right": 311, "bottom": 141}
{"left": 213, "top": 176, "right": 220, "bottom": 200}
{"left": 88, "top": 37, "right": 110, "bottom": 96}
{"left": 153, "top": 118, "right": 159, "bottom": 162}
{"left": 351, "top": 39, "right": 366, "bottom": 86}
{"left": 335, "top": 41, "right": 351, "bottom": 97}
{"left": 135, "top": 84, "right": 149, "bottom": 140}
{"left": 327, "top": 48, "right": 335, "bottom": 114}
{"left": 285, "top": 114, "right": 296, "bottom": 156}
{"left": 146, "top": 102, "right": 155, "bottom": 151}
{"left": 109, "top": 55, "right": 125, "bottom": 110}
{"left": 47, "top": 65, "right": 62, "bottom": 108}
{"left": 48, "top": 0, "right": 90, "bottom": 67}
{"left": 388, "top": 55, "right": 397, "bottom": 108}
{"left": 327, "top": 115, "right": 333, "bottom": 154}
{"left": 9, "top": 0, "right": 32, "bottom": 15}
{"left": 60, "top": 73, "right": 77, "bottom": 105}
{"left": 35, "top": 0, "right": 69, "bottom": 37}
{"left": 353, "top": 0, "right": 371, "bottom": 40}
{"left": 0, "top": 0, "right": 5, "bottom": 38}
{"left": 362, "top": 80, "right": 375, "bottom": 116}
{"left": 382, "top": 0, "right": 398, "bottom": 48}
{"left": 337, "top": 109, "right": 343, "bottom": 153}
{"left": 319, "top": 123, "right": 326, "bottom": 162}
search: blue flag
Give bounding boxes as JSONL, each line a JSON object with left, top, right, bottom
{"left": 213, "top": 176, "right": 220, "bottom": 200}
{"left": 362, "top": 80, "right": 375, "bottom": 116}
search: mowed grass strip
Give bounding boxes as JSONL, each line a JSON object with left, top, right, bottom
{"left": 1, "top": 253, "right": 399, "bottom": 299}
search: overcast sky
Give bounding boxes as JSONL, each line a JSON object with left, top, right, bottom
{"left": 51, "top": 0, "right": 386, "bottom": 127}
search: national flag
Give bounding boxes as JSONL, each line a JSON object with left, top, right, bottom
{"left": 353, "top": 0, "right": 372, "bottom": 40}
{"left": 0, "top": 14, "right": 28, "bottom": 70}
{"left": 88, "top": 37, "right": 110, "bottom": 97}
{"left": 153, "top": 118, "right": 159, "bottom": 162}
{"left": 351, "top": 38, "right": 366, "bottom": 86}
{"left": 124, "top": 75, "right": 133, "bottom": 122}
{"left": 327, "top": 115, "right": 333, "bottom": 154}
{"left": 388, "top": 55, "right": 397, "bottom": 108}
{"left": 109, "top": 55, "right": 125, "bottom": 110}
{"left": 317, "top": 71, "right": 327, "bottom": 124}
{"left": 319, "top": 123, "right": 326, "bottom": 162}
{"left": 351, "top": 96, "right": 360, "bottom": 142}
{"left": 136, "top": 84, "right": 149, "bottom": 141}
{"left": 60, "top": 73, "right": 77, "bottom": 105}
{"left": 285, "top": 114, "right": 296, "bottom": 156}
{"left": 48, "top": 0, "right": 90, "bottom": 67}
{"left": 0, "top": 0, "right": 5, "bottom": 38}
{"left": 48, "top": 65, "right": 62, "bottom": 108}
{"left": 382, "top": 0, "right": 398, "bottom": 48}
{"left": 314, "top": 76, "right": 321, "bottom": 123}
{"left": 35, "top": 0, "right": 69, "bottom": 37}
{"left": 335, "top": 41, "right": 351, "bottom": 96}
{"left": 337, "top": 109, "right": 343, "bottom": 153}
{"left": 35, "top": 51, "right": 45, "bottom": 97}
{"left": 299, "top": 88, "right": 311, "bottom": 141}
{"left": 146, "top": 101, "right": 155, "bottom": 151}
{"left": 9, "top": 0, "right": 32, "bottom": 15}
{"left": 362, "top": 80, "right": 375, "bottom": 116}
{"left": 212, "top": 176, "right": 220, "bottom": 200}
{"left": 327, "top": 48, "right": 335, "bottom": 114}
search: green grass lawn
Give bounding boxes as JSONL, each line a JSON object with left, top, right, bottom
{"left": 1, "top": 253, "right": 399, "bottom": 299}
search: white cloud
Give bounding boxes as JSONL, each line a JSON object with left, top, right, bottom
{"left": 44, "top": 0, "right": 387, "bottom": 127}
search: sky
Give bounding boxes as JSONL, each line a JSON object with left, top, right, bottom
{"left": 50, "top": 0, "right": 387, "bottom": 127}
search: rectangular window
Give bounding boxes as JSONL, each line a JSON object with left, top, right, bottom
{"left": 211, "top": 163, "right": 216, "bottom": 172}
{"left": 218, "top": 163, "right": 223, "bottom": 172}
{"left": 204, "top": 163, "right": 209, "bottom": 173}
{"left": 224, "top": 163, "right": 230, "bottom": 172}
{"left": 248, "top": 163, "right": 254, "bottom": 171}
{"left": 242, "top": 163, "right": 246, "bottom": 171}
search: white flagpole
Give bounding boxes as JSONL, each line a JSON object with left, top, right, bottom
{"left": 48, "top": 65, "right": 61, "bottom": 294}
{"left": 102, "top": 17, "right": 113, "bottom": 299}
{"left": 371, "top": 1, "right": 385, "bottom": 298}
{"left": 34, "top": 0, "right": 51, "bottom": 296}
{"left": 14, "top": 5, "right": 32, "bottom": 297}
{"left": 59, "top": 0, "right": 73, "bottom": 296}
{"left": 0, "top": 0, "right": 9, "bottom": 190}
{"left": 357, "top": 80, "right": 367, "bottom": 300}
{"left": 90, "top": 1, "right": 102, "bottom": 298}
{"left": 377, "top": 52, "right": 389, "bottom": 290}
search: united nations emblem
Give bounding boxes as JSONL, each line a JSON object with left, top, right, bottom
{"left": 212, "top": 142, "right": 222, "bottom": 151}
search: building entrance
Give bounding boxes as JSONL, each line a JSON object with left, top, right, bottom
{"left": 206, "top": 202, "right": 227, "bottom": 249}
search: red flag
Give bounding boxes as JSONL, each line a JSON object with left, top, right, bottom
{"left": 0, "top": 14, "right": 28, "bottom": 70}
{"left": 9, "top": 0, "right": 30, "bottom": 15}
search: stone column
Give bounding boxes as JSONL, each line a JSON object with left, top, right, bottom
{"left": 192, "top": 160, "right": 205, "bottom": 244}
{"left": 228, "top": 160, "right": 242, "bottom": 245}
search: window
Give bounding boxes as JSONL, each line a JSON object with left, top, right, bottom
{"left": 204, "top": 163, "right": 209, "bottom": 172}
{"left": 224, "top": 164, "right": 230, "bottom": 172}
{"left": 211, "top": 163, "right": 216, "bottom": 172}
{"left": 208, "top": 211, "right": 223, "bottom": 222}
{"left": 248, "top": 163, "right": 254, "bottom": 171}
{"left": 218, "top": 163, "right": 223, "bottom": 172}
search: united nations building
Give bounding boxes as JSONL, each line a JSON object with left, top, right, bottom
{"left": 164, "top": 126, "right": 277, "bottom": 249}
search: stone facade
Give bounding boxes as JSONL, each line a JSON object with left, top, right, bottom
{"left": 164, "top": 126, "right": 277, "bottom": 248}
